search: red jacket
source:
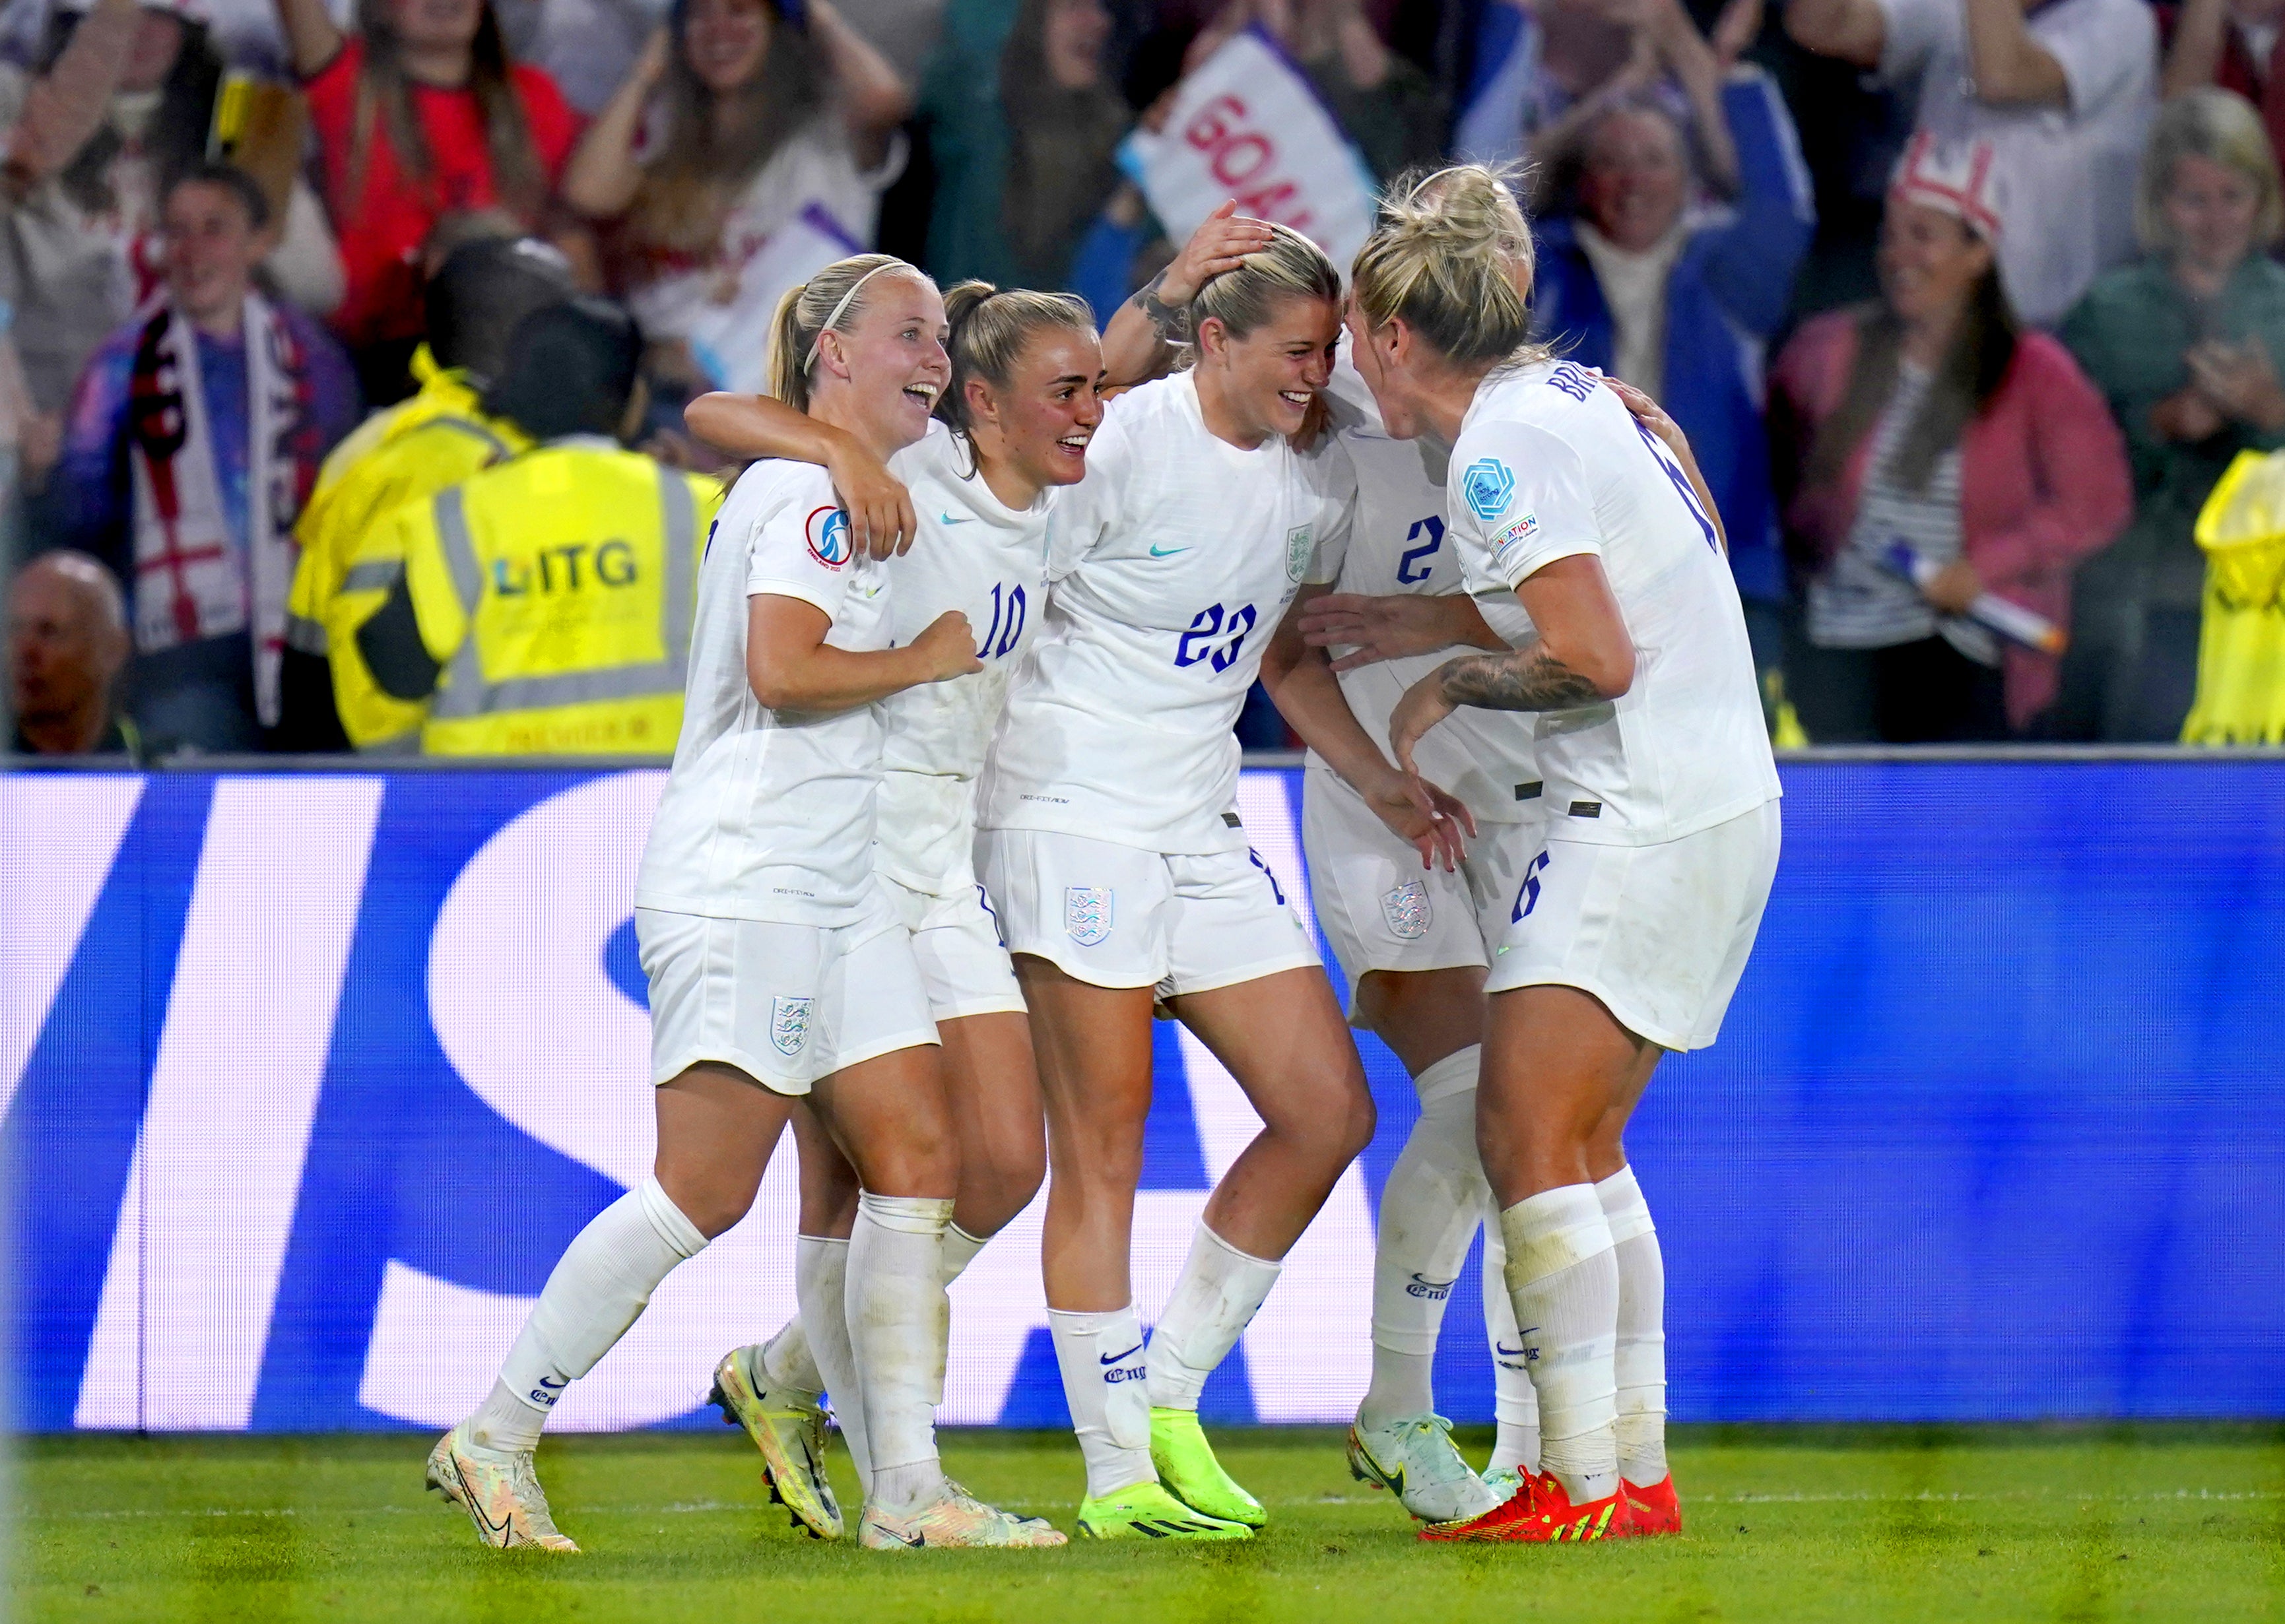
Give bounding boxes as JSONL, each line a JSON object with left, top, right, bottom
{"left": 1769, "top": 310, "right": 2131, "bottom": 727}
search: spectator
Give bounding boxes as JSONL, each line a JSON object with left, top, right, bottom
{"left": 1183, "top": 0, "right": 1445, "bottom": 184}
{"left": 1456, "top": 0, "right": 1754, "bottom": 199}
{"left": 2177, "top": 436, "right": 2285, "bottom": 742}
{"left": 352, "top": 298, "right": 721, "bottom": 756}
{"left": 2059, "top": 88, "right": 2285, "bottom": 740}
{"left": 288, "top": 233, "right": 576, "bottom": 752}
{"left": 8, "top": 549, "right": 133, "bottom": 756}
{"left": 1531, "top": 73, "right": 1812, "bottom": 622}
{"left": 922, "top": 0, "right": 1128, "bottom": 289}
{"left": 1785, "top": 0, "right": 2156, "bottom": 328}
{"left": 273, "top": 0, "right": 582, "bottom": 403}
{"left": 2162, "top": 0, "right": 2285, "bottom": 173}
{"left": 56, "top": 164, "right": 360, "bottom": 754}
{"left": 1769, "top": 136, "right": 2130, "bottom": 740}
{"left": 0, "top": 0, "right": 340, "bottom": 417}
{"left": 564, "top": 0, "right": 908, "bottom": 398}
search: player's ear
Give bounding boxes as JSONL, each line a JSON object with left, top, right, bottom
{"left": 1195, "top": 313, "right": 1228, "bottom": 363}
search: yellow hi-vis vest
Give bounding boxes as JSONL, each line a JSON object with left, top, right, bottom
{"left": 289, "top": 348, "right": 530, "bottom": 750}
{"left": 389, "top": 438, "right": 722, "bottom": 756}
{"left": 2183, "top": 449, "right": 2285, "bottom": 745}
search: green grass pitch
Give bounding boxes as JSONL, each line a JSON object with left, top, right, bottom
{"left": 14, "top": 1425, "right": 2285, "bottom": 1622}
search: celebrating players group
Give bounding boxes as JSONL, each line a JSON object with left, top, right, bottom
{"left": 422, "top": 162, "right": 1781, "bottom": 1553}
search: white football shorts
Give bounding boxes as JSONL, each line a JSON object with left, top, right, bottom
{"left": 1302, "top": 762, "right": 1537, "bottom": 994}
{"left": 977, "top": 828, "right": 1320, "bottom": 998}
{"left": 880, "top": 872, "right": 1028, "bottom": 1022}
{"left": 1484, "top": 798, "right": 1781, "bottom": 1053}
{"left": 636, "top": 881, "right": 939, "bottom": 1095}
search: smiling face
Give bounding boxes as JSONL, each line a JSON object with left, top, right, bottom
{"left": 813, "top": 271, "right": 950, "bottom": 454}
{"left": 1042, "top": 0, "right": 1109, "bottom": 88}
{"left": 163, "top": 179, "right": 263, "bottom": 330}
{"left": 2164, "top": 150, "right": 2263, "bottom": 280}
{"left": 1199, "top": 292, "right": 1341, "bottom": 443}
{"left": 681, "top": 0, "right": 772, "bottom": 96}
{"left": 972, "top": 326, "right": 1104, "bottom": 494}
{"left": 1876, "top": 199, "right": 1993, "bottom": 330}
{"left": 1580, "top": 107, "right": 1688, "bottom": 254}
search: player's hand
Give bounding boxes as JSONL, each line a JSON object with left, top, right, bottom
{"left": 1363, "top": 763, "right": 1476, "bottom": 872}
{"left": 1387, "top": 666, "right": 1457, "bottom": 779}
{"left": 1300, "top": 593, "right": 1469, "bottom": 671}
{"left": 911, "top": 610, "right": 986, "bottom": 682}
{"left": 1603, "top": 374, "right": 1689, "bottom": 463}
{"left": 825, "top": 440, "right": 917, "bottom": 559}
{"left": 1157, "top": 201, "right": 1278, "bottom": 307}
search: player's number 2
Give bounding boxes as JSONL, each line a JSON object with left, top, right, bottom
{"left": 1397, "top": 515, "right": 1443, "bottom": 584}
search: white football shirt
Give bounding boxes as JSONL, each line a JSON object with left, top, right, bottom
{"left": 980, "top": 370, "right": 1350, "bottom": 855}
{"left": 636, "top": 458, "right": 896, "bottom": 925}
{"left": 875, "top": 422, "right": 1056, "bottom": 895}
{"left": 1309, "top": 348, "right": 1540, "bottom": 826}
{"left": 1448, "top": 358, "right": 1779, "bottom": 847}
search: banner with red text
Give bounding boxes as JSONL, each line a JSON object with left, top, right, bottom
{"left": 1117, "top": 25, "right": 1379, "bottom": 273}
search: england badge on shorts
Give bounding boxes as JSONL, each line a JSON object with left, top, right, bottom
{"left": 1381, "top": 880, "right": 1432, "bottom": 941}
{"left": 770, "top": 996, "right": 814, "bottom": 1056}
{"left": 1065, "top": 886, "right": 1113, "bottom": 947}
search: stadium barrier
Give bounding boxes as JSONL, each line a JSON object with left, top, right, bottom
{"left": 5, "top": 754, "right": 2282, "bottom": 1433}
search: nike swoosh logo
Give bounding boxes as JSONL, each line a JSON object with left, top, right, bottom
{"left": 1494, "top": 1344, "right": 1526, "bottom": 1358}
{"left": 1147, "top": 544, "right": 1189, "bottom": 557}
{"left": 940, "top": 513, "right": 974, "bottom": 525}
{"left": 537, "top": 1377, "right": 567, "bottom": 1390}
{"left": 1410, "top": 1274, "right": 1456, "bottom": 1289}
{"left": 1100, "top": 1342, "right": 1145, "bottom": 1366}
{"left": 880, "top": 1526, "right": 925, "bottom": 1547}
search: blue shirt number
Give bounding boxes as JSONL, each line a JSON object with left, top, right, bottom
{"left": 1631, "top": 420, "right": 1718, "bottom": 550}
{"left": 1396, "top": 515, "right": 1443, "bottom": 584}
{"left": 976, "top": 582, "right": 1027, "bottom": 659}
{"left": 1175, "top": 601, "right": 1259, "bottom": 672}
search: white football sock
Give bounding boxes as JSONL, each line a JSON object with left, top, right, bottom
{"left": 1480, "top": 1224, "right": 1541, "bottom": 1474}
{"left": 796, "top": 1234, "right": 870, "bottom": 1491}
{"left": 1500, "top": 1185, "right": 1618, "bottom": 1505}
{"left": 477, "top": 1177, "right": 707, "bottom": 1456}
{"left": 1362, "top": 1047, "right": 1486, "bottom": 1428}
{"left": 848, "top": 1192, "right": 954, "bottom": 1514}
{"left": 942, "top": 1221, "right": 989, "bottom": 1285}
{"left": 1145, "top": 1221, "right": 1281, "bottom": 1412}
{"left": 1048, "top": 1304, "right": 1155, "bottom": 1499}
{"left": 1599, "top": 1165, "right": 1668, "bottom": 1487}
{"left": 761, "top": 1222, "right": 987, "bottom": 1404}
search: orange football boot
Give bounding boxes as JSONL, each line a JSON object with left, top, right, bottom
{"left": 1420, "top": 1471, "right": 1632, "bottom": 1543}
{"left": 1622, "top": 1474, "right": 1682, "bottom": 1536}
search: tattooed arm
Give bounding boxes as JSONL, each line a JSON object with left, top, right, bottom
{"left": 1387, "top": 554, "right": 1636, "bottom": 775}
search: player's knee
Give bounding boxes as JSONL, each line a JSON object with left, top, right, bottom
{"left": 658, "top": 1167, "right": 763, "bottom": 1240}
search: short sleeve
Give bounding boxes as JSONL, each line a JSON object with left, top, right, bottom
{"left": 1045, "top": 405, "right": 1130, "bottom": 581}
{"left": 1874, "top": 0, "right": 1953, "bottom": 84}
{"left": 745, "top": 488, "right": 857, "bottom": 621}
{"left": 2037, "top": 0, "right": 2152, "bottom": 117}
{"left": 1450, "top": 419, "right": 1601, "bottom": 591}
{"left": 1302, "top": 435, "right": 1358, "bottom": 586}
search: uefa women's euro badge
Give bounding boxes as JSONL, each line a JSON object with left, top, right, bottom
{"left": 770, "top": 996, "right": 814, "bottom": 1056}
{"left": 1381, "top": 880, "right": 1432, "bottom": 941}
{"left": 1286, "top": 525, "right": 1315, "bottom": 583}
{"left": 1462, "top": 458, "right": 1515, "bottom": 523}
{"left": 1065, "top": 886, "right": 1113, "bottom": 947}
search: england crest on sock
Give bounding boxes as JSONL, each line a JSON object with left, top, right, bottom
{"left": 1381, "top": 880, "right": 1431, "bottom": 940}
{"left": 770, "top": 996, "right": 814, "bottom": 1056}
{"left": 1065, "top": 886, "right": 1113, "bottom": 946}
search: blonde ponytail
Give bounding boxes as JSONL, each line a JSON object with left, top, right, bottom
{"left": 1189, "top": 222, "right": 1342, "bottom": 349}
{"left": 1351, "top": 164, "right": 1539, "bottom": 370}
{"left": 939, "top": 280, "right": 1096, "bottom": 437}
{"left": 762, "top": 253, "right": 933, "bottom": 411}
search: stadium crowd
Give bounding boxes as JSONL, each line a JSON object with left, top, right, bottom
{"left": 3, "top": 0, "right": 2283, "bottom": 760}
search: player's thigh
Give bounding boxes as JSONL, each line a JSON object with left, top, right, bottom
{"left": 1354, "top": 964, "right": 1488, "bottom": 1080}
{"left": 1013, "top": 953, "right": 1158, "bottom": 1187}
{"left": 1304, "top": 765, "right": 1488, "bottom": 1010}
{"left": 1172, "top": 965, "right": 1375, "bottom": 1160}
{"left": 812, "top": 1041, "right": 955, "bottom": 1200}
{"left": 938, "top": 1009, "right": 1046, "bottom": 1186}
{"left": 1479, "top": 983, "right": 1651, "bottom": 1202}
{"left": 652, "top": 1062, "right": 800, "bottom": 1237}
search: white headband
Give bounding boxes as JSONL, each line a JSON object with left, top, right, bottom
{"left": 806, "top": 260, "right": 904, "bottom": 374}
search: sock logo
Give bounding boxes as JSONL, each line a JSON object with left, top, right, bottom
{"left": 529, "top": 1375, "right": 568, "bottom": 1407}
{"left": 1100, "top": 1342, "right": 1146, "bottom": 1384}
{"left": 1493, "top": 1341, "right": 1531, "bottom": 1370}
{"left": 1099, "top": 1342, "right": 1144, "bottom": 1366}
{"left": 1405, "top": 1272, "right": 1455, "bottom": 1300}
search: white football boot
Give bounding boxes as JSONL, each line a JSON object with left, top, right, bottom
{"left": 1346, "top": 1412, "right": 1503, "bottom": 1525}
{"left": 856, "top": 1481, "right": 1068, "bottom": 1550}
{"left": 426, "top": 1421, "right": 580, "bottom": 1552}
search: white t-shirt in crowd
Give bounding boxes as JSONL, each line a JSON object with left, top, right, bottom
{"left": 1309, "top": 351, "right": 1540, "bottom": 827}
{"left": 1874, "top": 0, "right": 2155, "bottom": 327}
{"left": 1449, "top": 358, "right": 1779, "bottom": 846}
{"left": 876, "top": 422, "right": 1057, "bottom": 896}
{"left": 636, "top": 459, "right": 896, "bottom": 925}
{"left": 980, "top": 371, "right": 1352, "bottom": 855}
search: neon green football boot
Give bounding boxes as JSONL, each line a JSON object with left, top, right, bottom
{"left": 1076, "top": 1479, "right": 1251, "bottom": 1541}
{"left": 1149, "top": 1407, "right": 1266, "bottom": 1528}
